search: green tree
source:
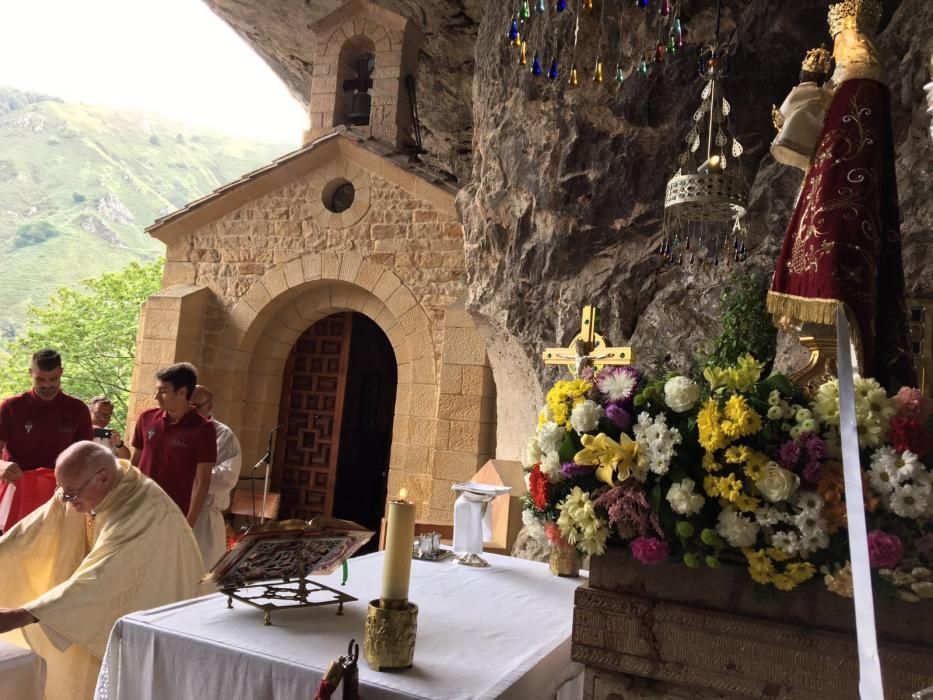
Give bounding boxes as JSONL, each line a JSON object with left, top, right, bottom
{"left": 0, "top": 259, "right": 163, "bottom": 429}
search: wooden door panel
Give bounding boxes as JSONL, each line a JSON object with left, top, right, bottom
{"left": 275, "top": 313, "right": 352, "bottom": 521}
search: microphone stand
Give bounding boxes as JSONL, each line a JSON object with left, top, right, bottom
{"left": 250, "top": 417, "right": 316, "bottom": 524}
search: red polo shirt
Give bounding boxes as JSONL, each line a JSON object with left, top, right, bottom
{"left": 0, "top": 390, "right": 93, "bottom": 469}
{"left": 132, "top": 408, "right": 217, "bottom": 514}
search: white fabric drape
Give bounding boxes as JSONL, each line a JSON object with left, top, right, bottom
{"left": 97, "top": 551, "right": 585, "bottom": 700}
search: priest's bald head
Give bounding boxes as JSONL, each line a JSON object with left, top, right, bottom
{"left": 55, "top": 440, "right": 121, "bottom": 514}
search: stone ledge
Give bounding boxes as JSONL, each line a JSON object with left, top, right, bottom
{"left": 572, "top": 583, "right": 933, "bottom": 700}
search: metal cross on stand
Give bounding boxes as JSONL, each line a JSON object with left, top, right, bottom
{"left": 542, "top": 306, "right": 634, "bottom": 377}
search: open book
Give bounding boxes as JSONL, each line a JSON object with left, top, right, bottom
{"left": 208, "top": 516, "right": 375, "bottom": 588}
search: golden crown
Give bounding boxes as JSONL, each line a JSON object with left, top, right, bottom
{"left": 802, "top": 46, "right": 832, "bottom": 74}
{"left": 828, "top": 0, "right": 883, "bottom": 37}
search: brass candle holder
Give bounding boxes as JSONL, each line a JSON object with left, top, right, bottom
{"left": 364, "top": 599, "right": 418, "bottom": 671}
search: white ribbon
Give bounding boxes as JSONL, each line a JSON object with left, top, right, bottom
{"left": 836, "top": 307, "right": 884, "bottom": 699}
{"left": 0, "top": 483, "right": 15, "bottom": 530}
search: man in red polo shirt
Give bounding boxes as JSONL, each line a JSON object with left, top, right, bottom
{"left": 131, "top": 362, "right": 216, "bottom": 528}
{"left": 0, "top": 349, "right": 93, "bottom": 530}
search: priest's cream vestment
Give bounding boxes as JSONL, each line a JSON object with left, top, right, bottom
{"left": 0, "top": 462, "right": 206, "bottom": 699}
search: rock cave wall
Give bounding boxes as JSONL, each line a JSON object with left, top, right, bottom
{"left": 458, "top": 0, "right": 933, "bottom": 458}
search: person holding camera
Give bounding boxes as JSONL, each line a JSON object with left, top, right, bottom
{"left": 88, "top": 396, "right": 131, "bottom": 460}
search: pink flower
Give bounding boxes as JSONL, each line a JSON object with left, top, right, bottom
{"left": 630, "top": 536, "right": 670, "bottom": 565}
{"left": 867, "top": 530, "right": 903, "bottom": 569}
{"left": 894, "top": 387, "right": 933, "bottom": 422}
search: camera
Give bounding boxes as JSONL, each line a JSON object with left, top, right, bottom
{"left": 94, "top": 427, "right": 113, "bottom": 440}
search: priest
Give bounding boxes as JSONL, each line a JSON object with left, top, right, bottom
{"left": 0, "top": 441, "right": 206, "bottom": 699}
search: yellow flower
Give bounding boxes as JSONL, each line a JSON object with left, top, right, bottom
{"left": 703, "top": 365, "right": 730, "bottom": 392}
{"left": 702, "top": 452, "right": 722, "bottom": 473}
{"left": 545, "top": 378, "right": 593, "bottom": 429}
{"left": 723, "top": 395, "right": 762, "bottom": 438}
{"left": 719, "top": 473, "right": 743, "bottom": 502}
{"left": 703, "top": 475, "right": 721, "bottom": 498}
{"left": 743, "top": 451, "right": 769, "bottom": 481}
{"left": 724, "top": 445, "right": 751, "bottom": 464}
{"left": 734, "top": 494, "right": 760, "bottom": 512}
{"left": 698, "top": 399, "right": 729, "bottom": 451}
{"left": 731, "top": 354, "right": 764, "bottom": 392}
{"left": 786, "top": 562, "right": 816, "bottom": 584}
{"left": 574, "top": 432, "right": 639, "bottom": 486}
{"left": 771, "top": 574, "right": 797, "bottom": 591}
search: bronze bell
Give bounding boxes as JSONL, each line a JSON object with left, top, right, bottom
{"left": 347, "top": 92, "right": 371, "bottom": 126}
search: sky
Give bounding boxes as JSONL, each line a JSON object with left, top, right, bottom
{"left": 0, "top": 0, "right": 307, "bottom": 144}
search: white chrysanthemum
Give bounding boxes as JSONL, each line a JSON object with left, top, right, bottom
{"left": 538, "top": 405, "right": 555, "bottom": 423}
{"left": 868, "top": 446, "right": 900, "bottom": 494}
{"left": 716, "top": 508, "right": 759, "bottom": 548}
{"left": 768, "top": 390, "right": 781, "bottom": 407}
{"left": 522, "top": 509, "right": 549, "bottom": 545}
{"left": 664, "top": 376, "right": 700, "bottom": 413}
{"left": 666, "top": 477, "right": 704, "bottom": 515}
{"left": 770, "top": 530, "right": 801, "bottom": 556}
{"left": 799, "top": 418, "right": 818, "bottom": 433}
{"left": 523, "top": 436, "right": 543, "bottom": 468}
{"left": 634, "top": 412, "right": 682, "bottom": 475}
{"left": 812, "top": 378, "right": 840, "bottom": 426}
{"left": 795, "top": 408, "right": 813, "bottom": 423}
{"left": 570, "top": 400, "right": 604, "bottom": 434}
{"left": 540, "top": 451, "right": 563, "bottom": 483}
{"left": 557, "top": 486, "right": 608, "bottom": 556}
{"left": 536, "top": 421, "right": 566, "bottom": 455}
{"left": 767, "top": 405, "right": 783, "bottom": 421}
{"left": 795, "top": 491, "right": 824, "bottom": 514}
{"left": 896, "top": 451, "right": 922, "bottom": 482}
{"left": 755, "top": 506, "right": 784, "bottom": 527}
{"left": 598, "top": 369, "right": 638, "bottom": 402}
{"left": 890, "top": 483, "right": 929, "bottom": 519}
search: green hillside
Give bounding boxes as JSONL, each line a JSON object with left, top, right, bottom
{"left": 0, "top": 87, "right": 294, "bottom": 336}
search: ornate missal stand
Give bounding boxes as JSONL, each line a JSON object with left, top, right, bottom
{"left": 210, "top": 517, "right": 374, "bottom": 626}
{"left": 542, "top": 305, "right": 634, "bottom": 375}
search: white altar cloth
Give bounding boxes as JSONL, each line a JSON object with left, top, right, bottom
{"left": 96, "top": 551, "right": 584, "bottom": 700}
{"left": 0, "top": 636, "right": 46, "bottom": 700}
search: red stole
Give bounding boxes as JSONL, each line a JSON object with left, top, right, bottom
{"left": 767, "top": 78, "right": 916, "bottom": 390}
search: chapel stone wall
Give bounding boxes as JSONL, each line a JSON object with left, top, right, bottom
{"left": 129, "top": 139, "right": 496, "bottom": 521}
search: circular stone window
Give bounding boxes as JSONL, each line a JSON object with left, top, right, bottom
{"left": 322, "top": 178, "right": 356, "bottom": 213}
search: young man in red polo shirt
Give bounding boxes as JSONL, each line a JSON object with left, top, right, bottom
{"left": 0, "top": 349, "right": 93, "bottom": 530}
{"left": 131, "top": 362, "right": 216, "bottom": 528}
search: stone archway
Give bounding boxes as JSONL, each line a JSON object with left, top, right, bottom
{"left": 210, "top": 251, "right": 439, "bottom": 516}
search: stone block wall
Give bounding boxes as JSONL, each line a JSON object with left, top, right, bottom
{"left": 129, "top": 137, "right": 496, "bottom": 521}
{"left": 305, "top": 0, "right": 422, "bottom": 148}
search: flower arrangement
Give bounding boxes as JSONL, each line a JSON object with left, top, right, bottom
{"left": 522, "top": 356, "right": 933, "bottom": 602}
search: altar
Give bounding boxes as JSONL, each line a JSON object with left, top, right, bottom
{"left": 95, "top": 551, "right": 584, "bottom": 699}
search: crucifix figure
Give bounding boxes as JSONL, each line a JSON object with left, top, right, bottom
{"left": 542, "top": 306, "right": 634, "bottom": 377}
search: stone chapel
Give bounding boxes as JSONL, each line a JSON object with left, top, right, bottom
{"left": 125, "top": 0, "right": 499, "bottom": 530}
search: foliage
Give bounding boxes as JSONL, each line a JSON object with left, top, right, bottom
{"left": 12, "top": 221, "right": 61, "bottom": 248}
{"left": 0, "top": 259, "right": 164, "bottom": 429}
{"left": 0, "top": 87, "right": 292, "bottom": 332}
{"left": 705, "top": 271, "right": 777, "bottom": 372}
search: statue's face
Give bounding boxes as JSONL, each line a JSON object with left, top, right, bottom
{"left": 833, "top": 28, "right": 880, "bottom": 66}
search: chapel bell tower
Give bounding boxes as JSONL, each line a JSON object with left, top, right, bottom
{"left": 305, "top": 0, "right": 424, "bottom": 150}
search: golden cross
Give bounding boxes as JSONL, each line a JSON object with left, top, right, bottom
{"left": 542, "top": 305, "right": 634, "bottom": 377}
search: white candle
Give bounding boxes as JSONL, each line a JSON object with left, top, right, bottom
{"left": 381, "top": 489, "right": 416, "bottom": 605}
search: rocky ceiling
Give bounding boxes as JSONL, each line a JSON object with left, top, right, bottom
{"left": 203, "top": 0, "right": 484, "bottom": 182}
{"left": 207, "top": 0, "right": 932, "bottom": 458}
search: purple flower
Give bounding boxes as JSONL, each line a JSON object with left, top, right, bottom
{"left": 777, "top": 440, "right": 802, "bottom": 470}
{"left": 802, "top": 461, "right": 822, "bottom": 484}
{"left": 802, "top": 433, "right": 826, "bottom": 461}
{"left": 596, "top": 366, "right": 641, "bottom": 403}
{"left": 630, "top": 537, "right": 670, "bottom": 565}
{"left": 594, "top": 482, "right": 662, "bottom": 540}
{"left": 561, "top": 462, "right": 594, "bottom": 479}
{"left": 605, "top": 403, "right": 633, "bottom": 431}
{"left": 867, "top": 530, "right": 904, "bottom": 569}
